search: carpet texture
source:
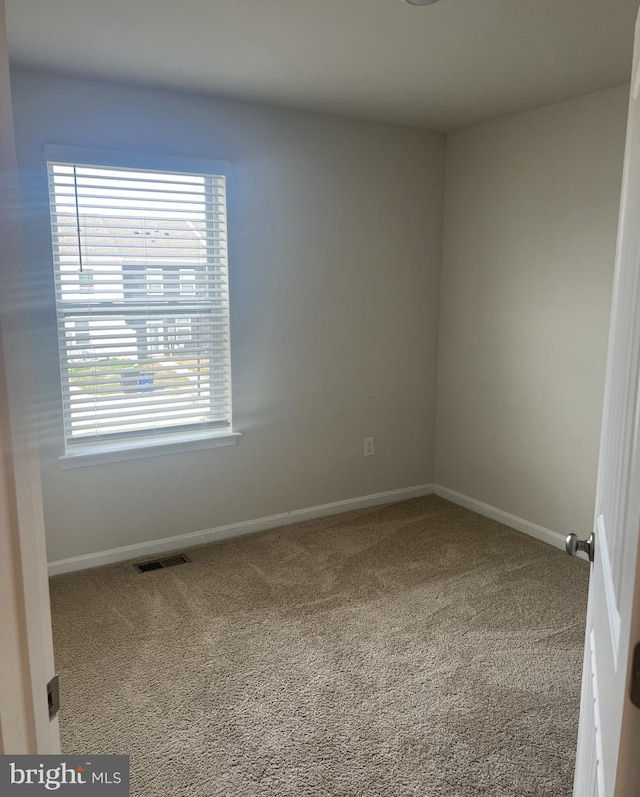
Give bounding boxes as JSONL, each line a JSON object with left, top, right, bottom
{"left": 50, "top": 496, "right": 589, "bottom": 796}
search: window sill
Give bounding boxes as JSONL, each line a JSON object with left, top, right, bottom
{"left": 58, "top": 430, "right": 241, "bottom": 469}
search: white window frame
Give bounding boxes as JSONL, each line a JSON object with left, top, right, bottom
{"left": 44, "top": 146, "right": 240, "bottom": 467}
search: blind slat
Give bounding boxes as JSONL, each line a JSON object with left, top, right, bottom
{"left": 51, "top": 219, "right": 227, "bottom": 231}
{"left": 66, "top": 419, "right": 227, "bottom": 436}
{"left": 56, "top": 305, "right": 229, "bottom": 316}
{"left": 51, "top": 166, "right": 224, "bottom": 185}
{"left": 65, "top": 401, "right": 229, "bottom": 426}
{"left": 63, "top": 378, "right": 230, "bottom": 394}
{"left": 66, "top": 389, "right": 230, "bottom": 411}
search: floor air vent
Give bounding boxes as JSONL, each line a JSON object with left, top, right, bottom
{"left": 134, "top": 554, "right": 190, "bottom": 573}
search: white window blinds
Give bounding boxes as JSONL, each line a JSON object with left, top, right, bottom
{"left": 46, "top": 160, "right": 232, "bottom": 451}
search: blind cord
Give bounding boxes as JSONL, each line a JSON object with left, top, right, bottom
{"left": 72, "top": 163, "right": 84, "bottom": 273}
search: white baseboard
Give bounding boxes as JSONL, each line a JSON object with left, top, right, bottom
{"left": 433, "top": 484, "right": 566, "bottom": 551}
{"left": 48, "top": 483, "right": 435, "bottom": 576}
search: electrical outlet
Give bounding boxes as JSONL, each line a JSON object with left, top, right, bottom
{"left": 364, "top": 436, "right": 375, "bottom": 457}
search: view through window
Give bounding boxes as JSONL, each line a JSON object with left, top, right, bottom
{"left": 46, "top": 160, "right": 232, "bottom": 452}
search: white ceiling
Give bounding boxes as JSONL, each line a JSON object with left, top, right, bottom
{"left": 5, "top": 0, "right": 639, "bottom": 131}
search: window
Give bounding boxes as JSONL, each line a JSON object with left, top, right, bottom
{"left": 46, "top": 154, "right": 233, "bottom": 458}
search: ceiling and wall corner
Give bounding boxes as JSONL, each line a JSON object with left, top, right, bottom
{"left": 4, "top": 0, "right": 639, "bottom": 132}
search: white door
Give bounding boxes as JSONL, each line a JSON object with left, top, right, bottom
{"left": 571, "top": 10, "right": 640, "bottom": 796}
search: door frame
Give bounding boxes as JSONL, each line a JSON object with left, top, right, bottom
{"left": 0, "top": 0, "right": 59, "bottom": 754}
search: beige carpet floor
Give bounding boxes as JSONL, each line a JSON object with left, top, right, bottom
{"left": 50, "top": 495, "right": 589, "bottom": 797}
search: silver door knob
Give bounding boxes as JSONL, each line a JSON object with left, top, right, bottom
{"left": 565, "top": 532, "right": 595, "bottom": 563}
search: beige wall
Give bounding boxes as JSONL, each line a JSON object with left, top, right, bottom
{"left": 10, "top": 70, "right": 446, "bottom": 563}
{"left": 435, "top": 86, "right": 628, "bottom": 537}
